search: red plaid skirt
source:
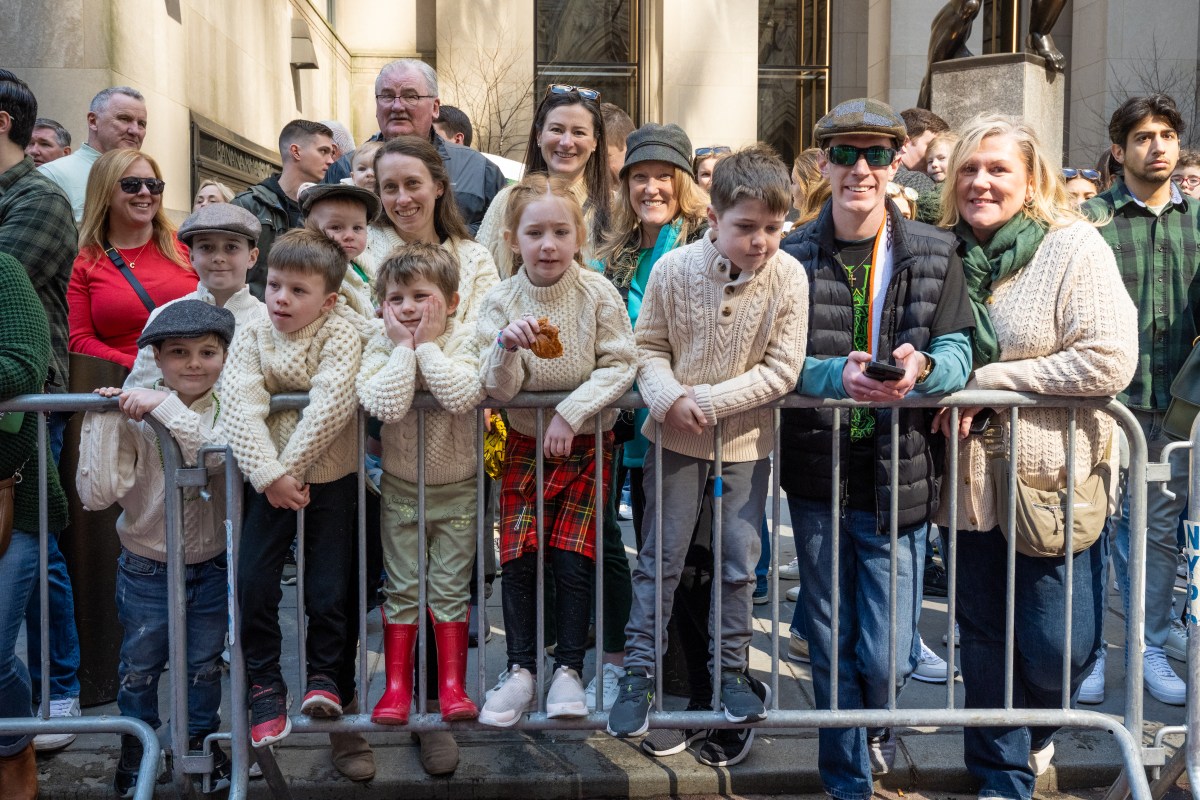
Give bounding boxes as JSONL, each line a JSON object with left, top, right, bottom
{"left": 498, "top": 429, "right": 613, "bottom": 565}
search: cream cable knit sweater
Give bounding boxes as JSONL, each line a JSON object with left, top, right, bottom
{"left": 476, "top": 264, "right": 637, "bottom": 437}
{"left": 357, "top": 318, "right": 486, "bottom": 485}
{"left": 636, "top": 234, "right": 809, "bottom": 463}
{"left": 223, "top": 311, "right": 362, "bottom": 491}
{"left": 77, "top": 392, "right": 226, "bottom": 564}
{"left": 937, "top": 221, "right": 1138, "bottom": 533}
{"left": 364, "top": 225, "right": 499, "bottom": 324}
{"left": 124, "top": 285, "right": 267, "bottom": 390}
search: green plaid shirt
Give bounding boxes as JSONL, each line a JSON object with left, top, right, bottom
{"left": 1084, "top": 179, "right": 1200, "bottom": 410}
{"left": 0, "top": 157, "right": 76, "bottom": 391}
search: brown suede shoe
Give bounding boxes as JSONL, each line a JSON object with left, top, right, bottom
{"left": 413, "top": 731, "right": 459, "bottom": 776}
{"left": 329, "top": 696, "right": 375, "bottom": 782}
{"left": 0, "top": 742, "right": 38, "bottom": 800}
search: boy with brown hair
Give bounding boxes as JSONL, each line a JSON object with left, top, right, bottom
{"left": 222, "top": 228, "right": 363, "bottom": 748}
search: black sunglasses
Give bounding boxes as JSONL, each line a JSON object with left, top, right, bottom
{"left": 1063, "top": 168, "right": 1101, "bottom": 181}
{"left": 695, "top": 146, "right": 732, "bottom": 157}
{"left": 826, "top": 144, "right": 898, "bottom": 168}
{"left": 118, "top": 177, "right": 166, "bottom": 195}
{"left": 547, "top": 84, "right": 601, "bottom": 101}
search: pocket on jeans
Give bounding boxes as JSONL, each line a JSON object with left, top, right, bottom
{"left": 118, "top": 550, "right": 162, "bottom": 577}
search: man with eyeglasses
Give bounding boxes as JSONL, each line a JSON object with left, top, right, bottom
{"left": 779, "top": 97, "right": 972, "bottom": 800}
{"left": 1082, "top": 93, "right": 1200, "bottom": 708}
{"left": 39, "top": 86, "right": 147, "bottom": 223}
{"left": 324, "top": 59, "right": 504, "bottom": 234}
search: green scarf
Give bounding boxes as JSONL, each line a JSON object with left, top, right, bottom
{"left": 956, "top": 212, "right": 1047, "bottom": 366}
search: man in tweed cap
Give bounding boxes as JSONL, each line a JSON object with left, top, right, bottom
{"left": 780, "top": 97, "right": 974, "bottom": 800}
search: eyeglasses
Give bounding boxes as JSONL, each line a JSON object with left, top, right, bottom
{"left": 546, "top": 84, "right": 601, "bottom": 101}
{"left": 118, "top": 177, "right": 166, "bottom": 195}
{"left": 1171, "top": 174, "right": 1200, "bottom": 188}
{"left": 695, "top": 146, "right": 732, "bottom": 157}
{"left": 825, "top": 144, "right": 898, "bottom": 168}
{"left": 375, "top": 92, "right": 436, "bottom": 107}
{"left": 1063, "top": 168, "right": 1101, "bottom": 181}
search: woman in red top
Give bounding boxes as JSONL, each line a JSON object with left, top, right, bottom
{"left": 68, "top": 149, "right": 196, "bottom": 369}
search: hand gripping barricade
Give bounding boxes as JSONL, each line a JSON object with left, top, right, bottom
{"left": 1, "top": 389, "right": 1160, "bottom": 800}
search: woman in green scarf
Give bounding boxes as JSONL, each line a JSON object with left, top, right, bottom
{"left": 932, "top": 114, "right": 1137, "bottom": 800}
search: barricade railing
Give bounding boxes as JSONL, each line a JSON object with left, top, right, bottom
{"left": 0, "top": 390, "right": 1157, "bottom": 800}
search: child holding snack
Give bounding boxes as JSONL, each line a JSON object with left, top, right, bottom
{"left": 475, "top": 174, "right": 637, "bottom": 726}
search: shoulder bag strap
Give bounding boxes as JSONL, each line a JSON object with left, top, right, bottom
{"left": 102, "top": 239, "right": 157, "bottom": 314}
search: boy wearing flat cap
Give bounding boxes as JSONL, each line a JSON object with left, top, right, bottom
{"left": 300, "top": 182, "right": 382, "bottom": 332}
{"left": 77, "top": 300, "right": 237, "bottom": 796}
{"left": 125, "top": 202, "right": 267, "bottom": 389}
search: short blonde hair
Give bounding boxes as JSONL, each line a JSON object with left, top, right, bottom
{"left": 196, "top": 179, "right": 235, "bottom": 203}
{"left": 938, "top": 113, "right": 1083, "bottom": 231}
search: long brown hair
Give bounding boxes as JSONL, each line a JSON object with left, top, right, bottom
{"left": 373, "top": 135, "right": 472, "bottom": 244}
{"left": 78, "top": 149, "right": 189, "bottom": 269}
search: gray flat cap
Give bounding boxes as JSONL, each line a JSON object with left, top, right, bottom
{"left": 137, "top": 300, "right": 237, "bottom": 349}
{"left": 177, "top": 202, "right": 261, "bottom": 245}
{"left": 621, "top": 123, "right": 695, "bottom": 179}
{"left": 299, "top": 182, "right": 382, "bottom": 221}
{"left": 813, "top": 98, "right": 908, "bottom": 148}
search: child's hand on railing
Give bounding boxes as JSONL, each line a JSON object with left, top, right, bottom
{"left": 544, "top": 412, "right": 575, "bottom": 459}
{"left": 265, "top": 474, "right": 310, "bottom": 510}
{"left": 665, "top": 393, "right": 707, "bottom": 435}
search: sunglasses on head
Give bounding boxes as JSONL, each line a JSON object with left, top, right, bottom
{"left": 825, "top": 144, "right": 898, "bottom": 168}
{"left": 119, "top": 177, "right": 166, "bottom": 195}
{"left": 1062, "top": 168, "right": 1101, "bottom": 181}
{"left": 547, "top": 84, "right": 601, "bottom": 101}
{"left": 695, "top": 146, "right": 732, "bottom": 157}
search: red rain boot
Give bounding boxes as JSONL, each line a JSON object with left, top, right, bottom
{"left": 432, "top": 615, "right": 478, "bottom": 721}
{"left": 371, "top": 617, "right": 417, "bottom": 724}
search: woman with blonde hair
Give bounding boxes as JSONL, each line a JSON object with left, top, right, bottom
{"left": 68, "top": 149, "right": 195, "bottom": 370}
{"left": 932, "top": 113, "right": 1137, "bottom": 800}
{"left": 192, "top": 179, "right": 234, "bottom": 210}
{"left": 790, "top": 148, "right": 830, "bottom": 229}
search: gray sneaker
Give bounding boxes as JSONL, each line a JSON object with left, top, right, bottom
{"left": 606, "top": 669, "right": 653, "bottom": 738}
{"left": 720, "top": 670, "right": 766, "bottom": 723}
{"left": 640, "top": 702, "right": 709, "bottom": 757}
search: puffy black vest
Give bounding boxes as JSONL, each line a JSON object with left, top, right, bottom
{"left": 779, "top": 202, "right": 957, "bottom": 530}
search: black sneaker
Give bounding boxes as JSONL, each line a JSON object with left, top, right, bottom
{"left": 188, "top": 735, "right": 231, "bottom": 793}
{"left": 114, "top": 734, "right": 143, "bottom": 799}
{"left": 640, "top": 702, "right": 709, "bottom": 757}
{"left": 721, "top": 670, "right": 766, "bottom": 723}
{"left": 249, "top": 683, "right": 292, "bottom": 747}
{"left": 300, "top": 673, "right": 343, "bottom": 718}
{"left": 606, "top": 669, "right": 654, "bottom": 738}
{"left": 281, "top": 542, "right": 298, "bottom": 586}
{"left": 697, "top": 674, "right": 771, "bottom": 767}
{"left": 923, "top": 561, "right": 948, "bottom": 598}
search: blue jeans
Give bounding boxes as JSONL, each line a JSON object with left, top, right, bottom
{"left": 957, "top": 529, "right": 1103, "bottom": 800}
{"left": 0, "top": 530, "right": 39, "bottom": 755}
{"left": 789, "top": 497, "right": 925, "bottom": 800}
{"left": 115, "top": 549, "right": 227, "bottom": 736}
{"left": 25, "top": 410, "right": 81, "bottom": 701}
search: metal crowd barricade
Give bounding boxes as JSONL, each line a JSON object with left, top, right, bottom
{"left": 0, "top": 394, "right": 163, "bottom": 800}
{"left": 4, "top": 389, "right": 1159, "bottom": 800}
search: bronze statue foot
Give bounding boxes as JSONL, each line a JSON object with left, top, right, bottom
{"left": 1028, "top": 32, "right": 1065, "bottom": 72}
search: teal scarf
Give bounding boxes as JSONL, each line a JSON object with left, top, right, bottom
{"left": 956, "top": 213, "right": 1047, "bottom": 366}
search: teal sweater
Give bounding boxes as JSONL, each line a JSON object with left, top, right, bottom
{"left": 0, "top": 252, "right": 67, "bottom": 533}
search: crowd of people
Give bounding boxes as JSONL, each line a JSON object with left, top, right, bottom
{"left": 0, "top": 55, "right": 1196, "bottom": 800}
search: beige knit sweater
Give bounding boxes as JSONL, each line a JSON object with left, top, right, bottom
{"left": 476, "top": 181, "right": 598, "bottom": 279}
{"left": 636, "top": 233, "right": 809, "bottom": 463}
{"left": 124, "top": 285, "right": 267, "bottom": 390}
{"left": 937, "top": 221, "right": 1138, "bottom": 532}
{"left": 476, "top": 264, "right": 637, "bottom": 437}
{"left": 223, "top": 311, "right": 362, "bottom": 491}
{"left": 77, "top": 392, "right": 226, "bottom": 564}
{"left": 364, "top": 226, "right": 499, "bottom": 325}
{"left": 357, "top": 318, "right": 486, "bottom": 485}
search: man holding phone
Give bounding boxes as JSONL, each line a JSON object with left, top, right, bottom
{"left": 779, "top": 98, "right": 973, "bottom": 800}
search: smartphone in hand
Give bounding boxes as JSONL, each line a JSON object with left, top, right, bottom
{"left": 863, "top": 360, "right": 906, "bottom": 382}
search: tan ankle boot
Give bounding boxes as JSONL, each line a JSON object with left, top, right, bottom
{"left": 413, "top": 730, "right": 458, "bottom": 776}
{"left": 0, "top": 742, "right": 38, "bottom": 800}
{"left": 329, "top": 696, "right": 375, "bottom": 782}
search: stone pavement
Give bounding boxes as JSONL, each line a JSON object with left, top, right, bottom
{"left": 21, "top": 492, "right": 1189, "bottom": 798}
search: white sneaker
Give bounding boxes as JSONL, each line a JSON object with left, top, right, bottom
{"left": 868, "top": 729, "right": 896, "bottom": 775}
{"left": 912, "top": 637, "right": 956, "bottom": 684}
{"left": 33, "top": 696, "right": 80, "bottom": 752}
{"left": 1029, "top": 741, "right": 1054, "bottom": 776}
{"left": 1077, "top": 650, "right": 1106, "bottom": 704}
{"left": 585, "top": 662, "right": 623, "bottom": 711}
{"left": 1165, "top": 618, "right": 1188, "bottom": 663}
{"left": 786, "top": 585, "right": 800, "bottom": 602}
{"left": 546, "top": 666, "right": 588, "bottom": 718}
{"left": 779, "top": 558, "right": 801, "bottom": 580}
{"left": 1144, "top": 647, "right": 1186, "bottom": 705}
{"left": 479, "top": 664, "right": 535, "bottom": 727}
{"left": 787, "top": 631, "right": 810, "bottom": 663}
{"left": 942, "top": 622, "right": 961, "bottom": 647}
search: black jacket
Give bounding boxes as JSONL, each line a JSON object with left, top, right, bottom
{"left": 779, "top": 200, "right": 959, "bottom": 530}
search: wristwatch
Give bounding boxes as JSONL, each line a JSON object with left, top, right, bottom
{"left": 916, "top": 353, "right": 935, "bottom": 385}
